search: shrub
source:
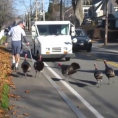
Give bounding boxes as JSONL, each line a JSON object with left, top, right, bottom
{"left": 0, "top": 36, "right": 6, "bottom": 45}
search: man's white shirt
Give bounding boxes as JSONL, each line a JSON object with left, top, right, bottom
{"left": 8, "top": 25, "right": 26, "bottom": 41}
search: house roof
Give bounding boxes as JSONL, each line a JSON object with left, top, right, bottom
{"left": 93, "top": 0, "right": 118, "bottom": 11}
{"left": 92, "top": 0, "right": 102, "bottom": 4}
{"left": 93, "top": 0, "right": 118, "bottom": 7}
{"left": 110, "top": 0, "right": 118, "bottom": 7}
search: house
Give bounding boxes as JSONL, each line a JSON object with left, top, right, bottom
{"left": 93, "top": 0, "right": 118, "bottom": 28}
{"left": 83, "top": 5, "right": 92, "bottom": 18}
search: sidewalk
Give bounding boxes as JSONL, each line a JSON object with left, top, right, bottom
{"left": 93, "top": 41, "right": 118, "bottom": 53}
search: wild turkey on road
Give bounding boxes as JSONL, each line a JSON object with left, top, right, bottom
{"left": 58, "top": 63, "right": 69, "bottom": 75}
{"left": 71, "top": 62, "right": 80, "bottom": 70}
{"left": 21, "top": 54, "right": 31, "bottom": 78}
{"left": 34, "top": 55, "right": 44, "bottom": 78}
{"left": 58, "top": 62, "right": 80, "bottom": 75}
{"left": 104, "top": 60, "right": 115, "bottom": 84}
{"left": 94, "top": 63, "right": 103, "bottom": 87}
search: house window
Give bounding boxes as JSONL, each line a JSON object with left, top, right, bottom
{"left": 84, "top": 9, "right": 88, "bottom": 13}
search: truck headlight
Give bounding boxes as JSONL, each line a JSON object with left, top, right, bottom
{"left": 72, "top": 38, "right": 77, "bottom": 43}
{"left": 46, "top": 48, "right": 50, "bottom": 54}
{"left": 46, "top": 48, "right": 50, "bottom": 51}
{"left": 88, "top": 39, "right": 92, "bottom": 43}
{"left": 64, "top": 47, "right": 68, "bottom": 54}
{"left": 64, "top": 47, "right": 67, "bottom": 50}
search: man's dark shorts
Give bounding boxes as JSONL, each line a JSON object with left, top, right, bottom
{"left": 12, "top": 41, "right": 22, "bottom": 55}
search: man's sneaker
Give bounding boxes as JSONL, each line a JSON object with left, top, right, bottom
{"left": 15, "top": 67, "right": 19, "bottom": 71}
{"left": 11, "top": 63, "right": 15, "bottom": 70}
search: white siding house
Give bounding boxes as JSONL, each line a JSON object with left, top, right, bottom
{"left": 82, "top": 5, "right": 92, "bottom": 18}
{"left": 94, "top": 0, "right": 118, "bottom": 28}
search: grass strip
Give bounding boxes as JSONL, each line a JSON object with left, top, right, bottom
{"left": 0, "top": 36, "right": 6, "bottom": 45}
{"left": 1, "top": 83, "right": 9, "bottom": 109}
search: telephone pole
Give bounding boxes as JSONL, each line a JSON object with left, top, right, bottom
{"left": 35, "top": 0, "right": 38, "bottom": 21}
{"left": 29, "top": 0, "right": 32, "bottom": 30}
{"left": 60, "top": 0, "right": 62, "bottom": 20}
{"left": 42, "top": 0, "right": 45, "bottom": 21}
{"left": 104, "top": 0, "right": 109, "bottom": 46}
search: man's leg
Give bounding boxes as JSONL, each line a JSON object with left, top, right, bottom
{"left": 15, "top": 42, "right": 21, "bottom": 69}
{"left": 11, "top": 55, "right": 16, "bottom": 70}
{"left": 11, "top": 41, "right": 16, "bottom": 70}
{"left": 12, "top": 55, "right": 15, "bottom": 63}
{"left": 15, "top": 53, "right": 20, "bottom": 69}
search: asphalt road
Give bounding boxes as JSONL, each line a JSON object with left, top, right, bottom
{"left": 9, "top": 32, "right": 118, "bottom": 118}
{"left": 44, "top": 42, "right": 118, "bottom": 118}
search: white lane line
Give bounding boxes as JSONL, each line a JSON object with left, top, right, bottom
{"left": 44, "top": 73, "right": 87, "bottom": 118}
{"left": 44, "top": 62, "right": 104, "bottom": 118}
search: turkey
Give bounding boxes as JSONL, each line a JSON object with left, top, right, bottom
{"left": 58, "top": 62, "right": 80, "bottom": 75}
{"left": 58, "top": 63, "right": 69, "bottom": 75}
{"left": 21, "top": 54, "right": 31, "bottom": 78}
{"left": 71, "top": 62, "right": 80, "bottom": 70}
{"left": 94, "top": 63, "right": 103, "bottom": 87}
{"left": 34, "top": 55, "right": 44, "bottom": 78}
{"left": 104, "top": 60, "right": 115, "bottom": 84}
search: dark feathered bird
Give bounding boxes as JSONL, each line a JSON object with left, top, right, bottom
{"left": 71, "top": 62, "right": 80, "bottom": 70}
{"left": 104, "top": 60, "right": 115, "bottom": 84}
{"left": 34, "top": 55, "right": 44, "bottom": 78}
{"left": 58, "top": 62, "right": 80, "bottom": 75}
{"left": 94, "top": 63, "right": 103, "bottom": 87}
{"left": 21, "top": 54, "right": 31, "bottom": 78}
{"left": 58, "top": 63, "right": 69, "bottom": 75}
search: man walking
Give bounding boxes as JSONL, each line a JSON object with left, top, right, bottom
{"left": 5, "top": 20, "right": 29, "bottom": 70}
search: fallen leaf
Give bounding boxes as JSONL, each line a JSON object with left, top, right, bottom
{"left": 8, "top": 105, "right": 15, "bottom": 111}
{"left": 23, "top": 113, "right": 29, "bottom": 116}
{"left": 8, "top": 94, "right": 21, "bottom": 100}
{"left": 12, "top": 111, "right": 17, "bottom": 115}
{"left": 16, "top": 114, "right": 24, "bottom": 118}
{"left": 0, "top": 109, "right": 4, "bottom": 114}
{"left": 24, "top": 90, "right": 30, "bottom": 94}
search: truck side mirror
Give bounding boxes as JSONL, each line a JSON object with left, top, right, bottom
{"left": 71, "top": 26, "right": 75, "bottom": 36}
{"left": 31, "top": 25, "right": 37, "bottom": 39}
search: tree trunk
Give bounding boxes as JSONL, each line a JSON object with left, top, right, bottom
{"left": 72, "top": 0, "right": 84, "bottom": 26}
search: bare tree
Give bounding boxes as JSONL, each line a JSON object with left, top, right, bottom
{"left": 0, "top": 0, "right": 15, "bottom": 29}
{"left": 72, "top": 0, "right": 92, "bottom": 26}
{"left": 72, "top": 0, "right": 84, "bottom": 26}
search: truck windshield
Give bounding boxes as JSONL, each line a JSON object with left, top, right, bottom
{"left": 37, "top": 24, "right": 69, "bottom": 35}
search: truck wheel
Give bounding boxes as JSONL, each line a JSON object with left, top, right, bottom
{"left": 65, "top": 57, "right": 70, "bottom": 61}
{"left": 87, "top": 47, "right": 91, "bottom": 52}
{"left": 36, "top": 50, "right": 40, "bottom": 59}
{"left": 31, "top": 49, "right": 35, "bottom": 59}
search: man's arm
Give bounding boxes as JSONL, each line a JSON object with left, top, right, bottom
{"left": 21, "top": 34, "right": 29, "bottom": 46}
{"left": 5, "top": 32, "right": 11, "bottom": 47}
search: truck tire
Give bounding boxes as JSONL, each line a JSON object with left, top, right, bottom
{"left": 31, "top": 49, "right": 35, "bottom": 58}
{"left": 36, "top": 50, "right": 40, "bottom": 59}
{"left": 87, "top": 47, "right": 91, "bottom": 52}
{"left": 65, "top": 57, "right": 70, "bottom": 61}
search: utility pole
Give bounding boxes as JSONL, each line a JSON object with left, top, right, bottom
{"left": 104, "top": 0, "right": 109, "bottom": 46}
{"left": 29, "top": 0, "right": 32, "bottom": 31}
{"left": 60, "top": 0, "right": 62, "bottom": 20}
{"left": 35, "top": 0, "right": 38, "bottom": 21}
{"left": 62, "top": 0, "right": 65, "bottom": 20}
{"left": 42, "top": 0, "right": 45, "bottom": 21}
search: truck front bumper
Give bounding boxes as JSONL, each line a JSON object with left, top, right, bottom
{"left": 41, "top": 53, "right": 75, "bottom": 59}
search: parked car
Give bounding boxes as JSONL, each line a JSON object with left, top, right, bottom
{"left": 72, "top": 28, "right": 92, "bottom": 52}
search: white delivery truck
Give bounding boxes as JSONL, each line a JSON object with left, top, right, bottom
{"left": 31, "top": 21, "right": 75, "bottom": 61}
